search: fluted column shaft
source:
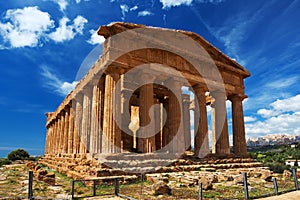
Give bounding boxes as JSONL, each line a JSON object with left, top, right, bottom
{"left": 90, "top": 84, "right": 100, "bottom": 154}
{"left": 182, "top": 94, "right": 191, "bottom": 151}
{"left": 59, "top": 115, "right": 64, "bottom": 153}
{"left": 155, "top": 99, "right": 162, "bottom": 151}
{"left": 165, "top": 79, "right": 184, "bottom": 153}
{"left": 121, "top": 90, "right": 134, "bottom": 151}
{"left": 139, "top": 74, "right": 155, "bottom": 153}
{"left": 74, "top": 96, "right": 82, "bottom": 154}
{"left": 230, "top": 94, "right": 247, "bottom": 156}
{"left": 103, "top": 73, "right": 121, "bottom": 153}
{"left": 194, "top": 85, "right": 209, "bottom": 157}
{"left": 68, "top": 104, "right": 74, "bottom": 154}
{"left": 211, "top": 90, "right": 230, "bottom": 155}
{"left": 63, "top": 107, "right": 69, "bottom": 154}
{"left": 81, "top": 92, "right": 91, "bottom": 153}
{"left": 162, "top": 98, "right": 169, "bottom": 148}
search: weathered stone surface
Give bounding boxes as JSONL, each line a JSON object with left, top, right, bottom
{"left": 199, "top": 177, "right": 213, "bottom": 190}
{"left": 261, "top": 171, "right": 272, "bottom": 182}
{"left": 152, "top": 181, "right": 172, "bottom": 195}
{"left": 283, "top": 170, "right": 292, "bottom": 179}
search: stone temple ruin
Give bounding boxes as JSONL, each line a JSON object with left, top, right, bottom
{"left": 40, "top": 22, "right": 255, "bottom": 179}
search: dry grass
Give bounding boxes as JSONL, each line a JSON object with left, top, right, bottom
{"left": 0, "top": 162, "right": 298, "bottom": 199}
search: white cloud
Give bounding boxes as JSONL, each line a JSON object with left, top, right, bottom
{"left": 49, "top": 0, "right": 68, "bottom": 11}
{"left": 87, "top": 29, "right": 105, "bottom": 45}
{"left": 257, "top": 94, "right": 300, "bottom": 118}
{"left": 48, "top": 16, "right": 88, "bottom": 42}
{"left": 266, "top": 76, "right": 298, "bottom": 89}
{"left": 138, "top": 10, "right": 154, "bottom": 17}
{"left": 130, "top": 5, "right": 139, "bottom": 11}
{"left": 246, "top": 112, "right": 300, "bottom": 137}
{"left": 244, "top": 116, "right": 257, "bottom": 123}
{"left": 160, "top": 0, "right": 193, "bottom": 9}
{"left": 246, "top": 94, "right": 300, "bottom": 138}
{"left": 40, "top": 65, "right": 78, "bottom": 96}
{"left": 120, "top": 4, "right": 129, "bottom": 20}
{"left": 0, "top": 6, "right": 54, "bottom": 48}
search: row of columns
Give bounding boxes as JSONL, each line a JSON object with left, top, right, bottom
{"left": 45, "top": 72, "right": 247, "bottom": 157}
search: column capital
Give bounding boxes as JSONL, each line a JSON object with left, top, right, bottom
{"left": 210, "top": 90, "right": 227, "bottom": 102}
{"left": 228, "top": 94, "right": 247, "bottom": 102}
{"left": 139, "top": 72, "right": 156, "bottom": 82}
{"left": 192, "top": 84, "right": 206, "bottom": 92}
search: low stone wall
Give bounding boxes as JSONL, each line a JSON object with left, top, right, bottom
{"left": 39, "top": 153, "right": 263, "bottom": 180}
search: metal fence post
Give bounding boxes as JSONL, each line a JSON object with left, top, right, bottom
{"left": 28, "top": 171, "right": 33, "bottom": 200}
{"left": 243, "top": 172, "right": 249, "bottom": 200}
{"left": 273, "top": 178, "right": 278, "bottom": 195}
{"left": 93, "top": 180, "right": 97, "bottom": 196}
{"left": 198, "top": 182, "right": 203, "bottom": 200}
{"left": 292, "top": 168, "right": 299, "bottom": 190}
{"left": 115, "top": 178, "right": 119, "bottom": 196}
{"left": 71, "top": 180, "right": 75, "bottom": 199}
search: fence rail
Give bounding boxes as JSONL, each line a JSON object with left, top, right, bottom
{"left": 25, "top": 169, "right": 300, "bottom": 199}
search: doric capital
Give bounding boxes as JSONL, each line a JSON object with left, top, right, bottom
{"left": 228, "top": 94, "right": 247, "bottom": 102}
{"left": 192, "top": 84, "right": 206, "bottom": 93}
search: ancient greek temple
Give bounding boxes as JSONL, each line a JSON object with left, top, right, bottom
{"left": 43, "top": 23, "right": 250, "bottom": 170}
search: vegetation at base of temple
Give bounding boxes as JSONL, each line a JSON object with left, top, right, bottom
{"left": 0, "top": 149, "right": 38, "bottom": 167}
{"left": 248, "top": 143, "right": 300, "bottom": 173}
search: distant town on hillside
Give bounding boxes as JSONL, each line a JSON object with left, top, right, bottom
{"left": 247, "top": 134, "right": 300, "bottom": 147}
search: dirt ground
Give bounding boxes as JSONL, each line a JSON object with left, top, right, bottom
{"left": 256, "top": 191, "right": 300, "bottom": 200}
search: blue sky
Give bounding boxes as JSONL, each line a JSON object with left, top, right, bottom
{"left": 0, "top": 0, "right": 299, "bottom": 157}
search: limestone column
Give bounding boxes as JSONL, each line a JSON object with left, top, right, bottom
{"left": 121, "top": 89, "right": 134, "bottom": 152}
{"left": 211, "top": 90, "right": 230, "bottom": 155}
{"left": 98, "top": 77, "right": 105, "bottom": 153}
{"left": 63, "top": 106, "right": 69, "bottom": 154}
{"left": 165, "top": 79, "right": 184, "bottom": 153}
{"left": 193, "top": 85, "right": 209, "bottom": 157}
{"left": 52, "top": 121, "right": 56, "bottom": 154}
{"left": 102, "top": 73, "right": 121, "bottom": 153}
{"left": 56, "top": 116, "right": 62, "bottom": 154}
{"left": 90, "top": 84, "right": 100, "bottom": 154}
{"left": 45, "top": 127, "right": 50, "bottom": 154}
{"left": 81, "top": 91, "right": 92, "bottom": 153}
{"left": 138, "top": 73, "right": 156, "bottom": 153}
{"left": 155, "top": 99, "right": 162, "bottom": 151}
{"left": 59, "top": 112, "right": 65, "bottom": 154}
{"left": 74, "top": 95, "right": 83, "bottom": 154}
{"left": 162, "top": 98, "right": 169, "bottom": 148}
{"left": 182, "top": 94, "right": 191, "bottom": 151}
{"left": 54, "top": 119, "right": 59, "bottom": 154}
{"left": 68, "top": 103, "right": 74, "bottom": 154}
{"left": 229, "top": 94, "right": 247, "bottom": 156}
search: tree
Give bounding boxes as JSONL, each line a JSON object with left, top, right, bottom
{"left": 7, "top": 149, "right": 30, "bottom": 161}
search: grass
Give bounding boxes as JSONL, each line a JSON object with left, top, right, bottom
{"left": 0, "top": 162, "right": 299, "bottom": 199}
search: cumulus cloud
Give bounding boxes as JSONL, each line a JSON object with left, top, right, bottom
{"left": 138, "top": 10, "right": 154, "bottom": 17}
{"left": 244, "top": 116, "right": 257, "bottom": 123}
{"left": 40, "top": 65, "right": 78, "bottom": 96}
{"left": 257, "top": 94, "right": 300, "bottom": 118}
{"left": 87, "top": 29, "right": 105, "bottom": 45}
{"left": 246, "top": 94, "right": 300, "bottom": 137}
{"left": 160, "top": 0, "right": 193, "bottom": 9}
{"left": 0, "top": 6, "right": 54, "bottom": 48}
{"left": 48, "top": 16, "right": 88, "bottom": 42}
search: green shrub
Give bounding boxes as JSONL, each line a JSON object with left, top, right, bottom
{"left": 0, "top": 158, "right": 12, "bottom": 166}
{"left": 7, "top": 149, "right": 30, "bottom": 161}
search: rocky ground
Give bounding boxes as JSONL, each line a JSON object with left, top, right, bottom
{"left": 0, "top": 161, "right": 298, "bottom": 199}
